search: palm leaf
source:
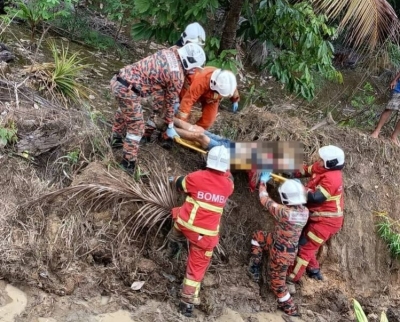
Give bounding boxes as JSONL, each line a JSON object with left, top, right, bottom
{"left": 310, "top": 0, "right": 400, "bottom": 51}
{"left": 22, "top": 159, "right": 178, "bottom": 240}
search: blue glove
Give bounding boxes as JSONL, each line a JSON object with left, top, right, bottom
{"left": 260, "top": 171, "right": 272, "bottom": 184}
{"left": 173, "top": 102, "right": 180, "bottom": 114}
{"left": 232, "top": 102, "right": 239, "bottom": 113}
{"left": 166, "top": 125, "right": 179, "bottom": 139}
{"left": 168, "top": 176, "right": 174, "bottom": 183}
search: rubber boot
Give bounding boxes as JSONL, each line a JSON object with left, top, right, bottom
{"left": 166, "top": 240, "right": 182, "bottom": 259}
{"left": 247, "top": 255, "right": 262, "bottom": 282}
{"left": 179, "top": 300, "right": 194, "bottom": 317}
{"left": 306, "top": 268, "right": 323, "bottom": 281}
{"left": 120, "top": 159, "right": 136, "bottom": 176}
{"left": 109, "top": 133, "right": 123, "bottom": 148}
{"left": 286, "top": 279, "right": 296, "bottom": 294}
{"left": 277, "top": 297, "right": 300, "bottom": 316}
{"left": 159, "top": 132, "right": 174, "bottom": 150}
{"left": 140, "top": 119, "right": 157, "bottom": 144}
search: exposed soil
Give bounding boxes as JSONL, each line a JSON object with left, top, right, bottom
{"left": 0, "top": 16, "right": 400, "bottom": 322}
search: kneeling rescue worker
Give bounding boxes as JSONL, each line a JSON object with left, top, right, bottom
{"left": 109, "top": 43, "right": 206, "bottom": 174}
{"left": 248, "top": 172, "right": 309, "bottom": 316}
{"left": 168, "top": 146, "right": 234, "bottom": 317}
{"left": 175, "top": 67, "right": 240, "bottom": 129}
{"left": 287, "top": 145, "right": 345, "bottom": 283}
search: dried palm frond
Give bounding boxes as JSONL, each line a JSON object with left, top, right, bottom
{"left": 21, "top": 159, "right": 178, "bottom": 240}
{"left": 310, "top": 0, "right": 400, "bottom": 52}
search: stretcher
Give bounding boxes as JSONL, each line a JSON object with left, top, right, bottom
{"left": 271, "top": 173, "right": 287, "bottom": 183}
{"left": 174, "top": 137, "right": 208, "bottom": 154}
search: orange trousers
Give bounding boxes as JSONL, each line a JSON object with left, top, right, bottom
{"left": 287, "top": 216, "right": 343, "bottom": 282}
{"left": 172, "top": 223, "right": 219, "bottom": 304}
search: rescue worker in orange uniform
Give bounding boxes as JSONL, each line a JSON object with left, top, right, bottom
{"left": 175, "top": 67, "right": 240, "bottom": 130}
{"left": 248, "top": 172, "right": 309, "bottom": 316}
{"left": 168, "top": 145, "right": 234, "bottom": 317}
{"left": 109, "top": 43, "right": 206, "bottom": 174}
{"left": 287, "top": 145, "right": 345, "bottom": 284}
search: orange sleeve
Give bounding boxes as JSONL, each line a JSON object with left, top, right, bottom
{"left": 230, "top": 88, "right": 240, "bottom": 103}
{"left": 177, "top": 74, "right": 208, "bottom": 120}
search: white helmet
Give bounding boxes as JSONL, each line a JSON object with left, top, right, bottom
{"left": 278, "top": 179, "right": 307, "bottom": 206}
{"left": 318, "top": 145, "right": 345, "bottom": 169}
{"left": 182, "top": 22, "right": 206, "bottom": 46}
{"left": 210, "top": 69, "right": 237, "bottom": 97}
{"left": 207, "top": 146, "right": 230, "bottom": 172}
{"left": 177, "top": 43, "right": 206, "bottom": 71}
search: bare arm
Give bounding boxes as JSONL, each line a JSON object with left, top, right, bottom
{"left": 173, "top": 118, "right": 205, "bottom": 133}
{"left": 390, "top": 71, "right": 400, "bottom": 89}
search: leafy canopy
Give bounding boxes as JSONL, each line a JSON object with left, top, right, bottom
{"left": 240, "top": 0, "right": 341, "bottom": 100}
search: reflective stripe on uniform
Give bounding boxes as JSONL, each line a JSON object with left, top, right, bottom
{"left": 205, "top": 251, "right": 213, "bottom": 257}
{"left": 176, "top": 189, "right": 224, "bottom": 237}
{"left": 289, "top": 256, "right": 309, "bottom": 279}
{"left": 182, "top": 177, "right": 188, "bottom": 193}
{"left": 317, "top": 185, "right": 342, "bottom": 213}
{"left": 183, "top": 278, "right": 201, "bottom": 296}
{"left": 186, "top": 196, "right": 224, "bottom": 213}
{"left": 188, "top": 203, "right": 199, "bottom": 225}
{"left": 307, "top": 231, "right": 324, "bottom": 244}
{"left": 176, "top": 217, "right": 219, "bottom": 236}
{"left": 310, "top": 211, "right": 343, "bottom": 217}
{"left": 126, "top": 133, "right": 142, "bottom": 142}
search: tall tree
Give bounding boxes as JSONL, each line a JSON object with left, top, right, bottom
{"left": 219, "top": 0, "right": 245, "bottom": 52}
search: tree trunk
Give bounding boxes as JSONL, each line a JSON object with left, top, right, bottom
{"left": 219, "top": 0, "right": 245, "bottom": 53}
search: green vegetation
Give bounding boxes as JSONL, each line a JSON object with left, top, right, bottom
{"left": 6, "top": 0, "right": 76, "bottom": 41}
{"left": 46, "top": 41, "right": 91, "bottom": 102}
{"left": 377, "top": 213, "right": 400, "bottom": 259}
{"left": 353, "top": 299, "right": 388, "bottom": 322}
{"left": 0, "top": 120, "right": 18, "bottom": 148}
{"left": 338, "top": 83, "right": 378, "bottom": 129}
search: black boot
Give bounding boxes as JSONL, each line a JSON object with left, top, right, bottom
{"left": 179, "top": 300, "right": 194, "bottom": 317}
{"left": 247, "top": 255, "right": 262, "bottom": 282}
{"left": 109, "top": 134, "right": 123, "bottom": 148}
{"left": 306, "top": 268, "right": 323, "bottom": 281}
{"left": 277, "top": 297, "right": 300, "bottom": 316}
{"left": 166, "top": 240, "right": 182, "bottom": 259}
{"left": 159, "top": 132, "right": 174, "bottom": 150}
{"left": 120, "top": 159, "right": 136, "bottom": 176}
{"left": 140, "top": 120, "right": 158, "bottom": 144}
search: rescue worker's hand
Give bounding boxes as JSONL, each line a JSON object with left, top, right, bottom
{"left": 260, "top": 171, "right": 272, "bottom": 184}
{"left": 232, "top": 102, "right": 239, "bottom": 113}
{"left": 166, "top": 123, "right": 179, "bottom": 138}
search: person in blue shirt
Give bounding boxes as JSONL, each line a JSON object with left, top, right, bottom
{"left": 371, "top": 71, "right": 400, "bottom": 146}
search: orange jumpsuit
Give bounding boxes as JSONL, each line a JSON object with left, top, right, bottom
{"left": 252, "top": 184, "right": 309, "bottom": 301}
{"left": 287, "top": 162, "right": 344, "bottom": 282}
{"left": 171, "top": 169, "right": 234, "bottom": 304}
{"left": 176, "top": 66, "right": 240, "bottom": 130}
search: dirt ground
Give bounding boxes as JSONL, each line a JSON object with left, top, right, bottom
{"left": 0, "top": 19, "right": 400, "bottom": 322}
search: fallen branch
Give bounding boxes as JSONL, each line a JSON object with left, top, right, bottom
{"left": 308, "top": 112, "right": 336, "bottom": 132}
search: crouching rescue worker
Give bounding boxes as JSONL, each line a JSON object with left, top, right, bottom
{"left": 168, "top": 146, "right": 234, "bottom": 317}
{"left": 109, "top": 43, "right": 206, "bottom": 174}
{"left": 248, "top": 172, "right": 309, "bottom": 316}
{"left": 287, "top": 145, "right": 345, "bottom": 283}
{"left": 175, "top": 67, "right": 240, "bottom": 129}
